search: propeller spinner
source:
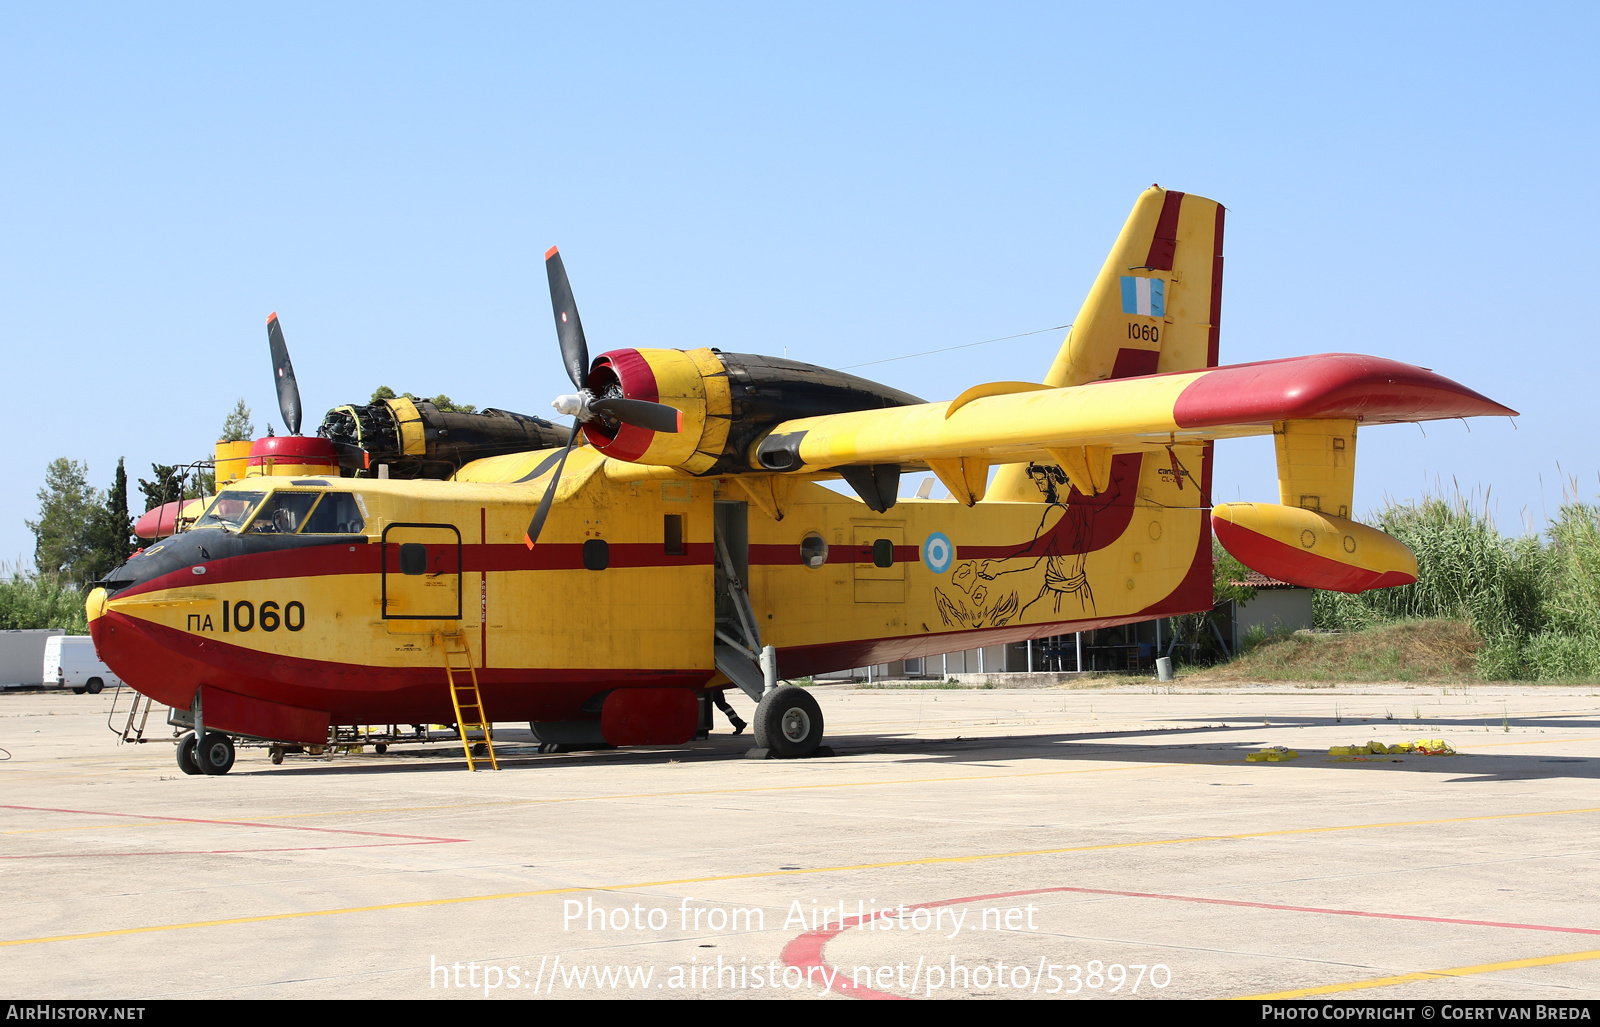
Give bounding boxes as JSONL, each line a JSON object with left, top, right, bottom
{"left": 525, "top": 247, "right": 683, "bottom": 548}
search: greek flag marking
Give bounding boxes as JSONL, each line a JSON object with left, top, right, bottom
{"left": 1120, "top": 276, "right": 1165, "bottom": 317}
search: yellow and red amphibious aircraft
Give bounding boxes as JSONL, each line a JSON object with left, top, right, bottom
{"left": 86, "top": 186, "right": 1515, "bottom": 774}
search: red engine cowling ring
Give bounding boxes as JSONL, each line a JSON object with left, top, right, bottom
{"left": 583, "top": 349, "right": 660, "bottom": 462}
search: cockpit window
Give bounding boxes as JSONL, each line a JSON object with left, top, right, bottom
{"left": 300, "top": 492, "right": 366, "bottom": 534}
{"left": 245, "top": 492, "right": 321, "bottom": 534}
{"left": 192, "top": 491, "right": 267, "bottom": 532}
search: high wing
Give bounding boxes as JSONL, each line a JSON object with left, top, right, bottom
{"left": 748, "top": 353, "right": 1516, "bottom": 503}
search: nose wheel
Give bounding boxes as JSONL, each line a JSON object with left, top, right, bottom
{"left": 176, "top": 731, "right": 236, "bottom": 775}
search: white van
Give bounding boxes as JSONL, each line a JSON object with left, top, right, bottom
{"left": 42, "top": 635, "right": 122, "bottom": 694}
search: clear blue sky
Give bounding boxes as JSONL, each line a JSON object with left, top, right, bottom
{"left": 3, "top": 3, "right": 1595, "bottom": 564}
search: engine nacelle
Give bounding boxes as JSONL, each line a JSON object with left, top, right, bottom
{"left": 583, "top": 347, "right": 922, "bottom": 475}
{"left": 583, "top": 348, "right": 724, "bottom": 470}
{"left": 318, "top": 398, "right": 570, "bottom": 479}
{"left": 1213, "top": 502, "right": 1418, "bottom": 594}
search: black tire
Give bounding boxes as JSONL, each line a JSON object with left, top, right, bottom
{"left": 176, "top": 733, "right": 202, "bottom": 775}
{"left": 85, "top": 678, "right": 103, "bottom": 695}
{"left": 72, "top": 687, "right": 86, "bottom": 695}
{"left": 196, "top": 732, "right": 236, "bottom": 775}
{"left": 269, "top": 746, "right": 285, "bottom": 765}
{"left": 753, "top": 685, "right": 824, "bottom": 758}
{"left": 374, "top": 743, "right": 388, "bottom": 754}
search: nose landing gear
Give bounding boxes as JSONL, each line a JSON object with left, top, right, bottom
{"left": 176, "top": 731, "right": 237, "bottom": 775}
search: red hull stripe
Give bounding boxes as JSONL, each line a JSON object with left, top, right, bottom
{"left": 118, "top": 537, "right": 949, "bottom": 600}
{"left": 92, "top": 610, "right": 710, "bottom": 727}
{"left": 1173, "top": 353, "right": 1517, "bottom": 427}
{"left": 748, "top": 543, "right": 919, "bottom": 567}
{"left": 1214, "top": 518, "right": 1417, "bottom": 594}
{"left": 1144, "top": 190, "right": 1184, "bottom": 270}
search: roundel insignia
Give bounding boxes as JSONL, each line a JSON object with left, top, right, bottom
{"left": 924, "top": 532, "right": 953, "bottom": 574}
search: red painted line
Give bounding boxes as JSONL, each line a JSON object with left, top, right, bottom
{"left": 0, "top": 841, "right": 459, "bottom": 859}
{"left": 1207, "top": 204, "right": 1224, "bottom": 368}
{"left": 782, "top": 884, "right": 1600, "bottom": 1001}
{"left": 1, "top": 804, "right": 466, "bottom": 844}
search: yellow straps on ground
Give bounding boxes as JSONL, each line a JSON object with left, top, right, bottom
{"left": 441, "top": 631, "right": 497, "bottom": 771}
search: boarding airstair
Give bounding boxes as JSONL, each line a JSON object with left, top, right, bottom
{"left": 440, "top": 631, "right": 498, "bottom": 771}
{"left": 106, "top": 685, "right": 159, "bottom": 744}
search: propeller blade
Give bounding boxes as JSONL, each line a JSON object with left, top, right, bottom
{"left": 266, "top": 312, "right": 303, "bottom": 435}
{"left": 523, "top": 426, "right": 581, "bottom": 549}
{"left": 545, "top": 247, "right": 589, "bottom": 390}
{"left": 590, "top": 397, "right": 683, "bottom": 434}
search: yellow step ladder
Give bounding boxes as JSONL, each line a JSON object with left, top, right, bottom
{"left": 440, "top": 631, "right": 497, "bottom": 771}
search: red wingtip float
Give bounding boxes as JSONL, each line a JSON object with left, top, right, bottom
{"left": 88, "top": 185, "right": 1514, "bottom": 773}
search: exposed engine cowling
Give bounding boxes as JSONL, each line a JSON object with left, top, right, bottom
{"left": 318, "top": 397, "right": 571, "bottom": 479}
{"left": 581, "top": 347, "right": 922, "bottom": 475}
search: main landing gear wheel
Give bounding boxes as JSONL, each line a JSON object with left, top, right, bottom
{"left": 753, "top": 685, "right": 824, "bottom": 758}
{"left": 196, "top": 731, "right": 236, "bottom": 775}
{"left": 176, "top": 733, "right": 202, "bottom": 775}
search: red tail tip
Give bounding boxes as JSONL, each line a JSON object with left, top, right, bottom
{"left": 544, "top": 246, "right": 559, "bottom": 260}
{"left": 267, "top": 312, "right": 278, "bottom": 324}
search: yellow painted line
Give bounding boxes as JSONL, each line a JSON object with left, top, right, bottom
{"left": 1239, "top": 947, "right": 1600, "bottom": 999}
{"left": 91, "top": 762, "right": 1180, "bottom": 824}
{"left": 5, "top": 805, "right": 1599, "bottom": 949}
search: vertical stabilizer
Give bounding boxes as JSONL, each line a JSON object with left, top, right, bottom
{"left": 990, "top": 186, "right": 1224, "bottom": 501}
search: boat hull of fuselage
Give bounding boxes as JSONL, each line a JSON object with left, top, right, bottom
{"left": 85, "top": 454, "right": 1218, "bottom": 746}
{"left": 88, "top": 605, "right": 708, "bottom": 740}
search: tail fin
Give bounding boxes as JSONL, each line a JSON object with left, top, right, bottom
{"left": 1049, "top": 184, "right": 1225, "bottom": 385}
{"left": 989, "top": 186, "right": 1225, "bottom": 501}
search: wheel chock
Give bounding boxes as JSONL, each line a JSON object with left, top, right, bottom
{"left": 744, "top": 745, "right": 835, "bottom": 760}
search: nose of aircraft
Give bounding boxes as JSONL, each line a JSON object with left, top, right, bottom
{"left": 94, "top": 530, "right": 213, "bottom": 600}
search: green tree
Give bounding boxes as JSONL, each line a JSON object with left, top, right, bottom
{"left": 428, "top": 394, "right": 477, "bottom": 414}
{"left": 1212, "top": 538, "right": 1259, "bottom": 606}
{"left": 27, "top": 458, "right": 108, "bottom": 585}
{"left": 138, "top": 463, "right": 181, "bottom": 513}
{"left": 369, "top": 386, "right": 475, "bottom": 414}
{"left": 95, "top": 457, "right": 134, "bottom": 569}
{"left": 220, "top": 398, "right": 255, "bottom": 442}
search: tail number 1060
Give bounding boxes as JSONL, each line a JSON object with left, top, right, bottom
{"left": 222, "top": 600, "right": 305, "bottom": 633}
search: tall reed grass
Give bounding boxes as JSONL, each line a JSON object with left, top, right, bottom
{"left": 0, "top": 558, "right": 89, "bottom": 633}
{"left": 1311, "top": 487, "right": 1600, "bottom": 680}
